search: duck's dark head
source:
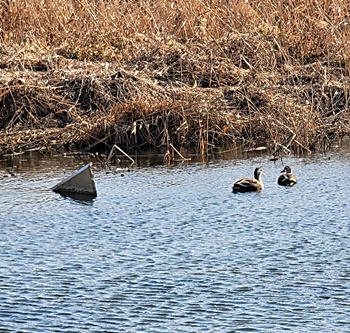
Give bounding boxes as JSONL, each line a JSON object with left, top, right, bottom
{"left": 254, "top": 167, "right": 263, "bottom": 180}
{"left": 281, "top": 165, "right": 292, "bottom": 174}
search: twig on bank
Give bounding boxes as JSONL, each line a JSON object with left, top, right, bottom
{"left": 113, "top": 144, "right": 135, "bottom": 164}
{"left": 169, "top": 143, "right": 191, "bottom": 161}
{"left": 274, "top": 142, "right": 291, "bottom": 154}
{"left": 294, "top": 139, "right": 311, "bottom": 153}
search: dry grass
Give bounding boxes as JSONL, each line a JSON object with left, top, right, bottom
{"left": 0, "top": 0, "right": 350, "bottom": 156}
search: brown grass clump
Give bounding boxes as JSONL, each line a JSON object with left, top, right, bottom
{"left": 0, "top": 0, "right": 350, "bottom": 157}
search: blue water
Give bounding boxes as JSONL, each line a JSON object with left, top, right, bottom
{"left": 0, "top": 148, "right": 349, "bottom": 332}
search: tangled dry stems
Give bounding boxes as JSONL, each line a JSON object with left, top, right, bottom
{"left": 0, "top": 0, "right": 350, "bottom": 156}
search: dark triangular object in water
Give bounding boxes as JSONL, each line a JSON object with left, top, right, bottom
{"left": 51, "top": 163, "right": 97, "bottom": 197}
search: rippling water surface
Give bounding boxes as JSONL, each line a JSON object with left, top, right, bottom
{"left": 0, "top": 147, "right": 350, "bottom": 332}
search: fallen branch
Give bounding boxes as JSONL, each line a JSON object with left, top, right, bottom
{"left": 170, "top": 143, "right": 191, "bottom": 161}
{"left": 113, "top": 144, "right": 135, "bottom": 164}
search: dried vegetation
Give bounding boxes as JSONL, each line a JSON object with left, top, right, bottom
{"left": 0, "top": 0, "right": 350, "bottom": 157}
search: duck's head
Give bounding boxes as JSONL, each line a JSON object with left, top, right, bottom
{"left": 254, "top": 167, "right": 263, "bottom": 180}
{"left": 281, "top": 165, "right": 292, "bottom": 174}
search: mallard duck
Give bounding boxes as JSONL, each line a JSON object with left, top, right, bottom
{"left": 232, "top": 167, "right": 264, "bottom": 192}
{"left": 278, "top": 165, "right": 298, "bottom": 186}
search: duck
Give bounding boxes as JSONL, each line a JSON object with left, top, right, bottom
{"left": 277, "top": 165, "right": 298, "bottom": 186}
{"left": 232, "top": 167, "right": 264, "bottom": 192}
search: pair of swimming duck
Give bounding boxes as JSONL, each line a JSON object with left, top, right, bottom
{"left": 232, "top": 166, "right": 297, "bottom": 192}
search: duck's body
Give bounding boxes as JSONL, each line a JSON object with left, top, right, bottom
{"left": 232, "top": 167, "right": 264, "bottom": 192}
{"left": 278, "top": 166, "right": 298, "bottom": 186}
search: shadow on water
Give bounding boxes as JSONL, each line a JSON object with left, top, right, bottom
{"left": 0, "top": 138, "right": 349, "bottom": 184}
{"left": 54, "top": 190, "right": 96, "bottom": 204}
{"left": 0, "top": 145, "right": 275, "bottom": 174}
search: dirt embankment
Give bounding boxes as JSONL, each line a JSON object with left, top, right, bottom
{"left": 0, "top": 0, "right": 349, "bottom": 157}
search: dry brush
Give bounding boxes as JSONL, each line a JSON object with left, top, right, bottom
{"left": 0, "top": 0, "right": 350, "bottom": 156}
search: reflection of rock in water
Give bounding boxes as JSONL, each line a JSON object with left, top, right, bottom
{"left": 58, "top": 191, "right": 96, "bottom": 204}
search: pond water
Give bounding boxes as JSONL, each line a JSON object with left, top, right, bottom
{"left": 0, "top": 145, "right": 349, "bottom": 332}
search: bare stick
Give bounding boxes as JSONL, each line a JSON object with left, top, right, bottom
{"left": 107, "top": 145, "right": 115, "bottom": 163}
{"left": 285, "top": 133, "right": 296, "bottom": 149}
{"left": 275, "top": 119, "right": 295, "bottom": 136}
{"left": 169, "top": 143, "right": 190, "bottom": 161}
{"left": 294, "top": 140, "right": 312, "bottom": 153}
{"left": 114, "top": 144, "right": 135, "bottom": 164}
{"left": 274, "top": 142, "right": 291, "bottom": 154}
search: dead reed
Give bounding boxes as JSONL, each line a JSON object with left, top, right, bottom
{"left": 0, "top": 0, "right": 350, "bottom": 156}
